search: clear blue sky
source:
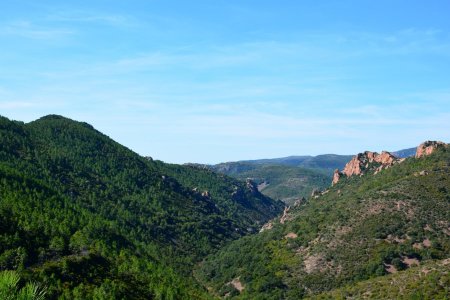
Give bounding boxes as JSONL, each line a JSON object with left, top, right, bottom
{"left": 1, "top": 1, "right": 449, "bottom": 163}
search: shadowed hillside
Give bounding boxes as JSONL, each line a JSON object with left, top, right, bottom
{"left": 0, "top": 115, "right": 283, "bottom": 299}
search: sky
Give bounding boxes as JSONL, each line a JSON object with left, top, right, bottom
{"left": 1, "top": 0, "right": 450, "bottom": 164}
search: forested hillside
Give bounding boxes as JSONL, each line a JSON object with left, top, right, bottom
{"left": 214, "top": 164, "right": 330, "bottom": 204}
{"left": 0, "top": 115, "right": 284, "bottom": 299}
{"left": 209, "top": 155, "right": 352, "bottom": 204}
{"left": 196, "top": 147, "right": 450, "bottom": 299}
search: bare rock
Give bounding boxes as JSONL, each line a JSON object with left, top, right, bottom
{"left": 333, "top": 150, "right": 399, "bottom": 185}
{"left": 259, "top": 221, "right": 273, "bottom": 232}
{"left": 280, "top": 206, "right": 290, "bottom": 224}
{"left": 230, "top": 277, "right": 244, "bottom": 292}
{"left": 332, "top": 169, "right": 342, "bottom": 186}
{"left": 293, "top": 197, "right": 306, "bottom": 207}
{"left": 415, "top": 141, "right": 447, "bottom": 158}
{"left": 285, "top": 232, "right": 298, "bottom": 239}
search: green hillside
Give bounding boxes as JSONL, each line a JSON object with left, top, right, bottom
{"left": 210, "top": 155, "right": 351, "bottom": 204}
{"left": 309, "top": 258, "right": 449, "bottom": 299}
{"left": 0, "top": 115, "right": 283, "bottom": 299}
{"left": 195, "top": 147, "right": 450, "bottom": 299}
{"left": 220, "top": 164, "right": 330, "bottom": 205}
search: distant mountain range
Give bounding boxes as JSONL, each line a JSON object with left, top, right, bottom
{"left": 392, "top": 147, "right": 417, "bottom": 158}
{"left": 206, "top": 148, "right": 416, "bottom": 204}
{"left": 238, "top": 154, "right": 353, "bottom": 170}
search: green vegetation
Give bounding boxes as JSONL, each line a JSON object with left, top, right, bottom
{"left": 196, "top": 147, "right": 450, "bottom": 299}
{"left": 0, "top": 115, "right": 283, "bottom": 299}
{"left": 2, "top": 113, "right": 448, "bottom": 299}
{"left": 231, "top": 154, "right": 352, "bottom": 170}
{"left": 0, "top": 270, "right": 46, "bottom": 300}
{"left": 210, "top": 162, "right": 334, "bottom": 204}
{"left": 308, "top": 259, "right": 449, "bottom": 299}
{"left": 219, "top": 164, "right": 330, "bottom": 205}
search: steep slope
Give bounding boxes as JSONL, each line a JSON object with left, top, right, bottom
{"left": 195, "top": 146, "right": 450, "bottom": 299}
{"left": 153, "top": 162, "right": 282, "bottom": 226}
{"left": 0, "top": 115, "right": 283, "bottom": 299}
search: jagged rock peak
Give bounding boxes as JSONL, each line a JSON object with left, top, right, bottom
{"left": 342, "top": 151, "right": 397, "bottom": 177}
{"left": 333, "top": 150, "right": 399, "bottom": 185}
{"left": 415, "top": 141, "right": 447, "bottom": 158}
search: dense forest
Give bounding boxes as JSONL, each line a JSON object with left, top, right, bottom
{"left": 0, "top": 115, "right": 284, "bottom": 299}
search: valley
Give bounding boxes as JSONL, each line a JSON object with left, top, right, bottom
{"left": 0, "top": 115, "right": 448, "bottom": 299}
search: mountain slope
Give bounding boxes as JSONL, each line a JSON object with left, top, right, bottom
{"left": 309, "top": 258, "right": 449, "bottom": 299}
{"left": 195, "top": 146, "right": 450, "bottom": 299}
{"left": 216, "top": 164, "right": 330, "bottom": 204}
{"left": 209, "top": 154, "right": 353, "bottom": 204}
{"left": 0, "top": 115, "right": 283, "bottom": 299}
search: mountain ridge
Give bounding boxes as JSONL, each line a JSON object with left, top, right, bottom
{"left": 0, "top": 114, "right": 284, "bottom": 299}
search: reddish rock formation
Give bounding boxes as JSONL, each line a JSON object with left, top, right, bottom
{"left": 342, "top": 153, "right": 365, "bottom": 177}
{"left": 334, "top": 151, "right": 399, "bottom": 185}
{"left": 415, "top": 141, "right": 446, "bottom": 158}
{"left": 342, "top": 151, "right": 397, "bottom": 178}
{"left": 332, "top": 169, "right": 342, "bottom": 186}
{"left": 330, "top": 140, "right": 446, "bottom": 186}
{"left": 376, "top": 151, "right": 396, "bottom": 165}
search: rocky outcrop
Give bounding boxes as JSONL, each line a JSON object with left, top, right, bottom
{"left": 342, "top": 151, "right": 397, "bottom": 177}
{"left": 331, "top": 140, "right": 447, "bottom": 186}
{"left": 375, "top": 151, "right": 397, "bottom": 165}
{"left": 293, "top": 197, "right": 306, "bottom": 207}
{"left": 415, "top": 141, "right": 446, "bottom": 158}
{"left": 332, "top": 169, "right": 342, "bottom": 186}
{"left": 311, "top": 189, "right": 322, "bottom": 198}
{"left": 246, "top": 178, "right": 259, "bottom": 195}
{"left": 333, "top": 151, "right": 399, "bottom": 185}
{"left": 259, "top": 221, "right": 273, "bottom": 232}
{"left": 280, "top": 206, "right": 291, "bottom": 224}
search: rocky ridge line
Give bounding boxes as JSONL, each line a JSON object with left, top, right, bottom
{"left": 332, "top": 140, "right": 447, "bottom": 185}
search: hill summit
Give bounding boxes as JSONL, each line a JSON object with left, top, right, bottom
{"left": 332, "top": 141, "right": 447, "bottom": 185}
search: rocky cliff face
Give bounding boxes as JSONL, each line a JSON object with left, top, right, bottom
{"left": 333, "top": 151, "right": 399, "bottom": 185}
{"left": 342, "top": 151, "right": 397, "bottom": 177}
{"left": 415, "top": 141, "right": 447, "bottom": 158}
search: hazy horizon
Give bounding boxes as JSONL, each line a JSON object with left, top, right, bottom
{"left": 1, "top": 1, "right": 450, "bottom": 163}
